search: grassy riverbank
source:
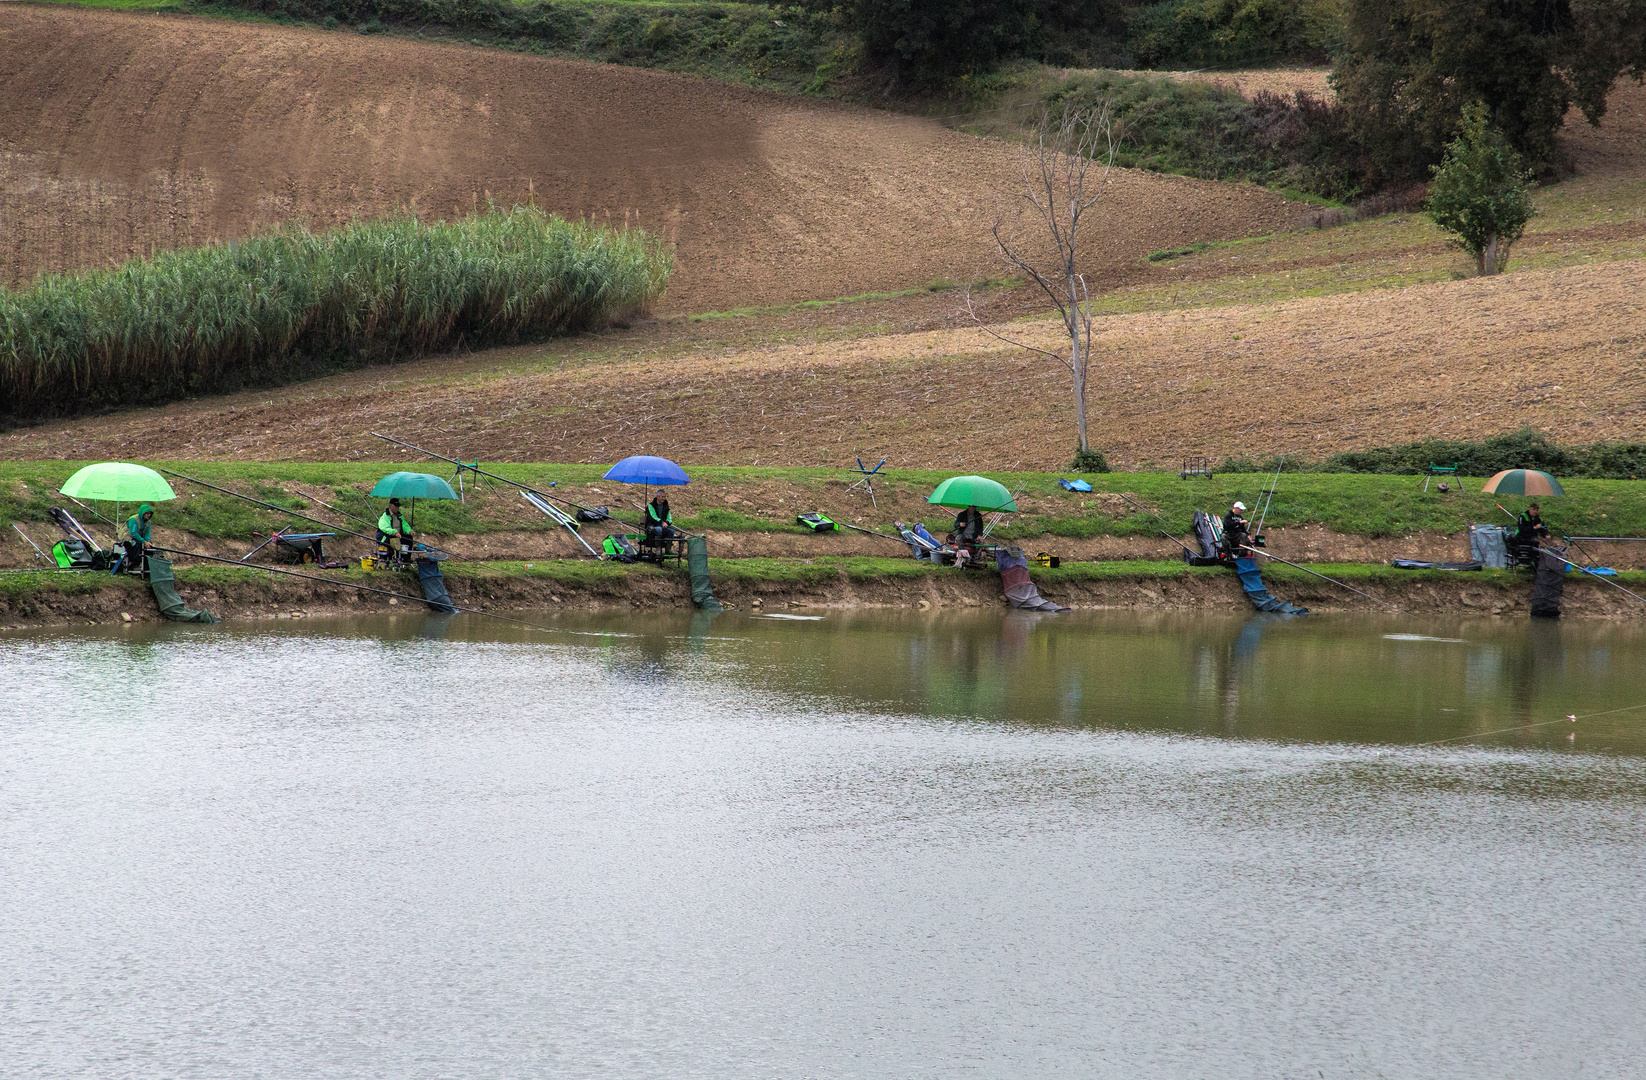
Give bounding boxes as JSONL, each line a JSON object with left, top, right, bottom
{"left": 3, "top": 462, "right": 1642, "bottom": 543}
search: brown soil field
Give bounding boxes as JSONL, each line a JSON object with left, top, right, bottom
{"left": 6, "top": 255, "right": 1641, "bottom": 470}
{"left": 0, "top": 4, "right": 1301, "bottom": 307}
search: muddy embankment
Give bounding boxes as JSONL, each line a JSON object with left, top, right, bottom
{"left": 3, "top": 559, "right": 1641, "bottom": 629}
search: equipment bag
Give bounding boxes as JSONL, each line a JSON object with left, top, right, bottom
{"left": 274, "top": 536, "right": 323, "bottom": 565}
{"left": 602, "top": 534, "right": 640, "bottom": 563}
{"left": 52, "top": 539, "right": 97, "bottom": 569}
{"left": 797, "top": 512, "right": 838, "bottom": 533}
{"left": 577, "top": 506, "right": 611, "bottom": 523}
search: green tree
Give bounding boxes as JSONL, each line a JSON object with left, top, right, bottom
{"left": 1426, "top": 104, "right": 1536, "bottom": 276}
{"left": 1334, "top": 0, "right": 1646, "bottom": 175}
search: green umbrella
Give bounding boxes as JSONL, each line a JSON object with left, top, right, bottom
{"left": 370, "top": 471, "right": 458, "bottom": 534}
{"left": 370, "top": 472, "right": 459, "bottom": 500}
{"left": 60, "top": 462, "right": 176, "bottom": 502}
{"left": 1482, "top": 469, "right": 1565, "bottom": 497}
{"left": 927, "top": 475, "right": 1018, "bottom": 513}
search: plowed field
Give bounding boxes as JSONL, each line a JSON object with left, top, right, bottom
{"left": 0, "top": 5, "right": 1301, "bottom": 309}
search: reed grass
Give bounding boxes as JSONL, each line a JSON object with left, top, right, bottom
{"left": 0, "top": 207, "right": 672, "bottom": 422}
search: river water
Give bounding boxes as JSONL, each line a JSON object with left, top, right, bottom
{"left": 3, "top": 610, "right": 1644, "bottom": 1078}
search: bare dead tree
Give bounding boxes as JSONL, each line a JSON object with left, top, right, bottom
{"left": 967, "top": 101, "right": 1118, "bottom": 463}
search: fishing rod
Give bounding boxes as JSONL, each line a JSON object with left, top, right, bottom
{"left": 370, "top": 432, "right": 643, "bottom": 531}
{"left": 834, "top": 520, "right": 908, "bottom": 546}
{"left": 150, "top": 546, "right": 577, "bottom": 634}
{"left": 159, "top": 468, "right": 463, "bottom": 561}
{"left": 12, "top": 524, "right": 48, "bottom": 562}
{"left": 1114, "top": 492, "right": 1198, "bottom": 557}
{"left": 64, "top": 494, "right": 119, "bottom": 537}
{"left": 1253, "top": 461, "right": 1283, "bottom": 539}
{"left": 1239, "top": 545, "right": 1402, "bottom": 611}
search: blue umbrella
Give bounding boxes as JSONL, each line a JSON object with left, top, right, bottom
{"left": 603, "top": 456, "right": 690, "bottom": 486}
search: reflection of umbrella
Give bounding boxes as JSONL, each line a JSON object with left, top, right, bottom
{"left": 370, "top": 471, "right": 458, "bottom": 531}
{"left": 603, "top": 456, "right": 690, "bottom": 486}
{"left": 1482, "top": 469, "right": 1565, "bottom": 497}
{"left": 927, "top": 475, "right": 1017, "bottom": 512}
{"left": 61, "top": 462, "right": 176, "bottom": 502}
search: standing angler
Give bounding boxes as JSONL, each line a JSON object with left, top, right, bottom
{"left": 1222, "top": 501, "right": 1251, "bottom": 558}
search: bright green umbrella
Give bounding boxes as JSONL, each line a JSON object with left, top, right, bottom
{"left": 927, "top": 475, "right": 1018, "bottom": 513}
{"left": 60, "top": 462, "right": 176, "bottom": 502}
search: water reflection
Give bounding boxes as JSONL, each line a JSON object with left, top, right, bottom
{"left": 4, "top": 609, "right": 1645, "bottom": 753}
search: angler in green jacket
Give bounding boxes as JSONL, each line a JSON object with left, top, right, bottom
{"left": 377, "top": 498, "right": 414, "bottom": 555}
{"left": 127, "top": 503, "right": 155, "bottom": 548}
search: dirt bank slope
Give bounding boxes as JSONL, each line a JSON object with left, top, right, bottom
{"left": 8, "top": 257, "right": 1640, "bottom": 469}
{"left": 0, "top": 5, "right": 1300, "bottom": 309}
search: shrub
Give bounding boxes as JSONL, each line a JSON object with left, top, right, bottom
{"left": 1070, "top": 446, "right": 1111, "bottom": 472}
{"left": 1426, "top": 103, "right": 1536, "bottom": 276}
{"left": 1320, "top": 429, "right": 1646, "bottom": 480}
{"left": 0, "top": 207, "right": 672, "bottom": 424}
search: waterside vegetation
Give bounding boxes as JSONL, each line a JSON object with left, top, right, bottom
{"left": 0, "top": 208, "right": 673, "bottom": 424}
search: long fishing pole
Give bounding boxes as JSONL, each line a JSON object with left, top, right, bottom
{"left": 1253, "top": 461, "right": 1283, "bottom": 538}
{"left": 12, "top": 524, "right": 48, "bottom": 562}
{"left": 1239, "top": 545, "right": 1402, "bottom": 611}
{"left": 834, "top": 520, "right": 908, "bottom": 546}
{"left": 370, "top": 432, "right": 643, "bottom": 531}
{"left": 160, "top": 468, "right": 462, "bottom": 561}
{"left": 150, "top": 546, "right": 577, "bottom": 634}
{"left": 1114, "top": 491, "right": 1198, "bottom": 557}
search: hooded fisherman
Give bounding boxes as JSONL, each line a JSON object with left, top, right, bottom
{"left": 123, "top": 503, "right": 156, "bottom": 572}
{"left": 377, "top": 497, "right": 414, "bottom": 557}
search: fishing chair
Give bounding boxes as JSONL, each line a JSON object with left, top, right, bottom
{"left": 637, "top": 532, "right": 687, "bottom": 566}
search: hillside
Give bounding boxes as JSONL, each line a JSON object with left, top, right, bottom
{"left": 0, "top": 4, "right": 1300, "bottom": 311}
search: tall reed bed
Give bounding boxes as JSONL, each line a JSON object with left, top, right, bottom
{"left": 0, "top": 207, "right": 672, "bottom": 422}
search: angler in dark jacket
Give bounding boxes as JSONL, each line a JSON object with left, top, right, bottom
{"left": 953, "top": 506, "right": 985, "bottom": 545}
{"left": 1222, "top": 501, "right": 1250, "bottom": 557}
{"left": 647, "top": 494, "right": 678, "bottom": 539}
{"left": 1515, "top": 504, "right": 1550, "bottom": 545}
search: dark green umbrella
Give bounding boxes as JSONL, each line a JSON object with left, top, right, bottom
{"left": 370, "top": 472, "right": 458, "bottom": 531}
{"left": 1482, "top": 469, "right": 1565, "bottom": 497}
{"left": 927, "top": 475, "right": 1018, "bottom": 513}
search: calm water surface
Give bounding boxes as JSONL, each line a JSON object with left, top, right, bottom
{"left": 2, "top": 609, "right": 1644, "bottom": 1078}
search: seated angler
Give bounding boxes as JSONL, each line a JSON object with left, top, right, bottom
{"left": 950, "top": 504, "right": 985, "bottom": 566}
{"left": 1515, "top": 503, "right": 1551, "bottom": 550}
{"left": 647, "top": 492, "right": 679, "bottom": 539}
{"left": 377, "top": 498, "right": 414, "bottom": 559}
{"left": 122, "top": 502, "right": 156, "bottom": 573}
{"left": 1222, "top": 501, "right": 1251, "bottom": 558}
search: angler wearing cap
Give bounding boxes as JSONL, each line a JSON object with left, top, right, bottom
{"left": 1223, "top": 501, "right": 1252, "bottom": 558}
{"left": 377, "top": 497, "right": 414, "bottom": 557}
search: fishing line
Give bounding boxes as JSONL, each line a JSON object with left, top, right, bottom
{"left": 1421, "top": 701, "right": 1646, "bottom": 746}
{"left": 1240, "top": 545, "right": 1402, "bottom": 611}
{"left": 160, "top": 468, "right": 467, "bottom": 561}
